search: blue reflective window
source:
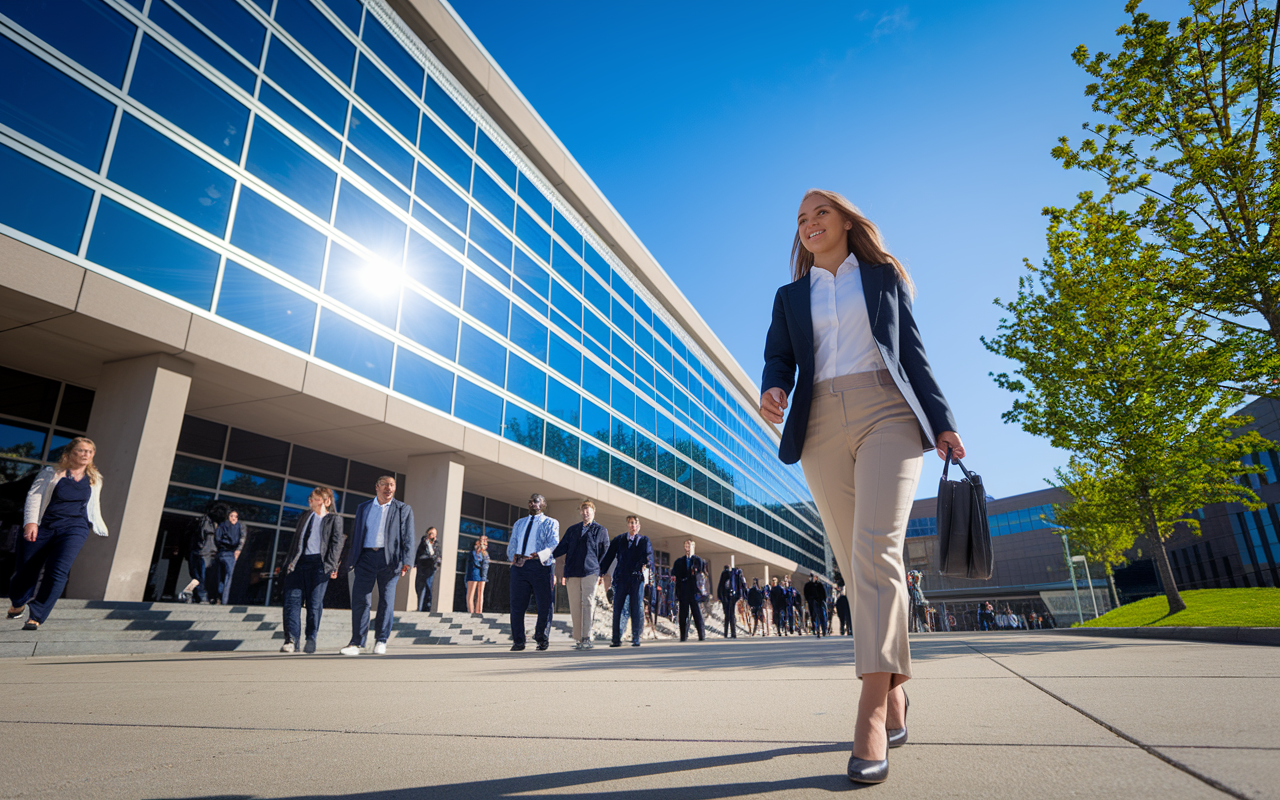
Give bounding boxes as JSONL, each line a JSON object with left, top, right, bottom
{"left": 5, "top": 0, "right": 134, "bottom": 87}
{"left": 424, "top": 76, "right": 474, "bottom": 144}
{"left": 418, "top": 116, "right": 472, "bottom": 188}
{"left": 509, "top": 306, "right": 547, "bottom": 362}
{"left": 612, "top": 379, "right": 635, "bottom": 420}
{"left": 245, "top": 119, "right": 336, "bottom": 218}
{"left": 230, "top": 186, "right": 325, "bottom": 286}
{"left": 634, "top": 353, "right": 654, "bottom": 389}
{"left": 130, "top": 37, "right": 249, "bottom": 161}
{"left": 274, "top": 0, "right": 354, "bottom": 82}
{"left": 517, "top": 174, "right": 551, "bottom": 223}
{"left": 0, "top": 37, "right": 115, "bottom": 171}
{"left": 582, "top": 398, "right": 609, "bottom": 443}
{"left": 400, "top": 288, "right": 458, "bottom": 360}
{"left": 546, "top": 378, "right": 579, "bottom": 427}
{"left": 634, "top": 296, "right": 652, "bottom": 328}
{"left": 148, "top": 0, "right": 254, "bottom": 92}
{"left": 553, "top": 209, "right": 583, "bottom": 255}
{"left": 585, "top": 244, "right": 610, "bottom": 280}
{"left": 513, "top": 249, "right": 549, "bottom": 298}
{"left": 512, "top": 279, "right": 545, "bottom": 318}
{"left": 580, "top": 441, "right": 608, "bottom": 480}
{"left": 634, "top": 324, "right": 654, "bottom": 357}
{"left": 610, "top": 459, "right": 635, "bottom": 494}
{"left": 612, "top": 299, "right": 633, "bottom": 340}
{"left": 361, "top": 13, "right": 423, "bottom": 93}
{"left": 324, "top": 243, "right": 399, "bottom": 327}
{"left": 453, "top": 377, "right": 502, "bottom": 433}
{"left": 506, "top": 354, "right": 545, "bottom": 408}
{"left": 612, "top": 333, "right": 635, "bottom": 372}
{"left": 348, "top": 107, "right": 412, "bottom": 186}
{"left": 334, "top": 181, "right": 405, "bottom": 263}
{"left": 636, "top": 433, "right": 656, "bottom": 468}
{"left": 405, "top": 230, "right": 462, "bottom": 303}
{"left": 504, "top": 405, "right": 543, "bottom": 451}
{"left": 472, "top": 168, "right": 514, "bottom": 228}
{"left": 636, "top": 472, "right": 656, "bottom": 503}
{"left": 258, "top": 83, "right": 340, "bottom": 157}
{"left": 584, "top": 309, "right": 609, "bottom": 349}
{"left": 468, "top": 212, "right": 511, "bottom": 268}
{"left": 582, "top": 358, "right": 608, "bottom": 405}
{"left": 612, "top": 417, "right": 635, "bottom": 458}
{"left": 87, "top": 198, "right": 219, "bottom": 308}
{"left": 264, "top": 40, "right": 347, "bottom": 130}
{"left": 314, "top": 308, "right": 393, "bottom": 385}
{"left": 176, "top": 0, "right": 265, "bottom": 64}
{"left": 217, "top": 261, "right": 316, "bottom": 350}
{"left": 413, "top": 162, "right": 468, "bottom": 230}
{"left": 550, "top": 278, "right": 580, "bottom": 326}
{"left": 549, "top": 333, "right": 580, "bottom": 383}
{"left": 584, "top": 272, "right": 610, "bottom": 315}
{"left": 323, "top": 0, "right": 361, "bottom": 31}
{"left": 457, "top": 324, "right": 505, "bottom": 386}
{"left": 344, "top": 148, "right": 408, "bottom": 209}
{"left": 0, "top": 143, "right": 93, "bottom": 253}
{"left": 393, "top": 346, "right": 453, "bottom": 412}
{"left": 544, "top": 424, "right": 578, "bottom": 468}
{"left": 108, "top": 114, "right": 234, "bottom": 235}
{"left": 552, "top": 242, "right": 582, "bottom": 290}
{"left": 656, "top": 413, "right": 674, "bottom": 446}
{"left": 635, "top": 398, "right": 656, "bottom": 435}
{"left": 515, "top": 208, "right": 551, "bottom": 263}
{"left": 462, "top": 272, "right": 509, "bottom": 335}
{"left": 476, "top": 131, "right": 515, "bottom": 188}
{"left": 353, "top": 55, "right": 416, "bottom": 141}
{"left": 283, "top": 480, "right": 342, "bottom": 508}
{"left": 411, "top": 201, "right": 463, "bottom": 253}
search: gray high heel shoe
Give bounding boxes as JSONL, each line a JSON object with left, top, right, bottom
{"left": 887, "top": 689, "right": 909, "bottom": 748}
{"left": 847, "top": 753, "right": 889, "bottom": 784}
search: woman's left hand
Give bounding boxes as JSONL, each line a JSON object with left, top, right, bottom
{"left": 935, "top": 431, "right": 965, "bottom": 461}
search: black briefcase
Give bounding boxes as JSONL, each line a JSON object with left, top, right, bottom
{"left": 935, "top": 448, "right": 993, "bottom": 580}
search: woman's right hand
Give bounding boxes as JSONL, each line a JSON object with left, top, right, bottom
{"left": 23, "top": 523, "right": 38, "bottom": 543}
{"left": 759, "top": 387, "right": 788, "bottom": 424}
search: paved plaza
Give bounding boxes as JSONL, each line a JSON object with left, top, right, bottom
{"left": 0, "top": 631, "right": 1275, "bottom": 799}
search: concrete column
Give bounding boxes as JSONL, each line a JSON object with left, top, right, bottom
{"left": 68, "top": 353, "right": 193, "bottom": 601}
{"left": 398, "top": 454, "right": 464, "bottom": 612}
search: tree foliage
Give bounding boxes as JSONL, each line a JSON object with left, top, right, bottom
{"left": 1054, "top": 0, "right": 1280, "bottom": 396}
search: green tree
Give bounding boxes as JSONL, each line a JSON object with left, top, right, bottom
{"left": 1051, "top": 459, "right": 1140, "bottom": 607}
{"left": 984, "top": 191, "right": 1266, "bottom": 613}
{"left": 1054, "top": 0, "right": 1280, "bottom": 396}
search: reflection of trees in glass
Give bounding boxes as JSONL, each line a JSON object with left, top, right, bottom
{"left": 543, "top": 427, "right": 578, "bottom": 468}
{"left": 0, "top": 441, "right": 39, "bottom": 460}
{"left": 220, "top": 470, "right": 283, "bottom": 500}
{"left": 504, "top": 414, "right": 543, "bottom": 451}
{"left": 0, "top": 458, "right": 39, "bottom": 484}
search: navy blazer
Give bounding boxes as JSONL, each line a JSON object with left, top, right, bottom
{"left": 345, "top": 498, "right": 416, "bottom": 569}
{"left": 762, "top": 262, "right": 957, "bottom": 465}
{"left": 552, "top": 521, "right": 610, "bottom": 578}
{"left": 600, "top": 533, "right": 653, "bottom": 589}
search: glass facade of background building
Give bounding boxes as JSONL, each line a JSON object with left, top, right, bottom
{"left": 0, "top": 0, "right": 826, "bottom": 573}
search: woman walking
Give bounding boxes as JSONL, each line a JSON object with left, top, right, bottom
{"left": 8, "top": 437, "right": 109, "bottom": 630}
{"left": 279, "top": 487, "right": 345, "bottom": 654}
{"left": 760, "top": 189, "right": 965, "bottom": 784}
{"left": 465, "top": 534, "right": 489, "bottom": 614}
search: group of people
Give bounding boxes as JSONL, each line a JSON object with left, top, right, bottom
{"left": 178, "top": 504, "right": 247, "bottom": 606}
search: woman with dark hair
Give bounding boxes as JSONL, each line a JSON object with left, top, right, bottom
{"left": 465, "top": 534, "right": 489, "bottom": 614}
{"left": 8, "top": 437, "right": 108, "bottom": 630}
{"left": 279, "top": 487, "right": 345, "bottom": 654}
{"left": 760, "top": 189, "right": 965, "bottom": 784}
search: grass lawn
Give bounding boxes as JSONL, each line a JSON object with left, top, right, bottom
{"left": 1080, "top": 588, "right": 1280, "bottom": 627}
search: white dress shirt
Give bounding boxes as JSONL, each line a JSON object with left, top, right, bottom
{"left": 364, "top": 498, "right": 393, "bottom": 548}
{"left": 809, "top": 253, "right": 885, "bottom": 382}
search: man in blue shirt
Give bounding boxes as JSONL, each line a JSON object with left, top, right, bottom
{"left": 506, "top": 493, "right": 559, "bottom": 651}
{"left": 600, "top": 515, "right": 653, "bottom": 648}
{"left": 339, "top": 476, "right": 415, "bottom": 656}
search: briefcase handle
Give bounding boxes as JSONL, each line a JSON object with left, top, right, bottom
{"left": 942, "top": 446, "right": 978, "bottom": 483}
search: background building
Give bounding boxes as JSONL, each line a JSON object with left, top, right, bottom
{"left": 0, "top": 0, "right": 827, "bottom": 613}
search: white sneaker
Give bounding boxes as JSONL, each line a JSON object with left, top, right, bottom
{"left": 279, "top": 642, "right": 295, "bottom": 653}
{"left": 303, "top": 639, "right": 316, "bottom": 654}
{"left": 373, "top": 641, "right": 387, "bottom": 655}
{"left": 339, "top": 645, "right": 362, "bottom": 656}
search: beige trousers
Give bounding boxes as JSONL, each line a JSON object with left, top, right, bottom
{"left": 566, "top": 576, "right": 598, "bottom": 641}
{"left": 800, "top": 371, "right": 924, "bottom": 682}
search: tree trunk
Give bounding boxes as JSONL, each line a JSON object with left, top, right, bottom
{"left": 1150, "top": 536, "right": 1187, "bottom": 615}
{"left": 1107, "top": 568, "right": 1121, "bottom": 608}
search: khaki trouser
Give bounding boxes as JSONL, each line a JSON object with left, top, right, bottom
{"left": 800, "top": 371, "right": 924, "bottom": 683}
{"left": 566, "top": 575, "right": 598, "bottom": 641}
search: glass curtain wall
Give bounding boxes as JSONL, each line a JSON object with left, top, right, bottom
{"left": 0, "top": 0, "right": 826, "bottom": 573}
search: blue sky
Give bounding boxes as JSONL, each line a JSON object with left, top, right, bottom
{"left": 448, "top": 0, "right": 1189, "bottom": 500}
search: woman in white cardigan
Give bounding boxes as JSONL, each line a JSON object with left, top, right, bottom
{"left": 7, "top": 437, "right": 108, "bottom": 630}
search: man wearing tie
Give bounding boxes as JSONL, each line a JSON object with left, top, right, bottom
{"left": 507, "top": 494, "right": 559, "bottom": 652}
{"left": 768, "top": 576, "right": 787, "bottom": 636}
{"left": 340, "top": 476, "right": 415, "bottom": 656}
{"left": 716, "top": 564, "right": 745, "bottom": 639}
{"left": 671, "top": 540, "right": 707, "bottom": 642}
{"left": 599, "top": 515, "right": 653, "bottom": 648}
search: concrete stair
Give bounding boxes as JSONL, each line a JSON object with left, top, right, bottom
{"left": 0, "top": 600, "right": 579, "bottom": 658}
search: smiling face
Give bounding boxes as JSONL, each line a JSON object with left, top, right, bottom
{"left": 797, "top": 194, "right": 853, "bottom": 261}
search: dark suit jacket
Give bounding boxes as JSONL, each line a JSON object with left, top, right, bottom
{"left": 346, "top": 498, "right": 416, "bottom": 569}
{"left": 600, "top": 533, "right": 652, "bottom": 589}
{"left": 716, "top": 567, "right": 746, "bottom": 602}
{"left": 415, "top": 536, "right": 440, "bottom": 574}
{"left": 552, "top": 521, "right": 610, "bottom": 578}
{"left": 283, "top": 512, "right": 346, "bottom": 575}
{"left": 762, "top": 263, "right": 958, "bottom": 464}
{"left": 768, "top": 585, "right": 786, "bottom": 608}
{"left": 671, "top": 555, "right": 706, "bottom": 602}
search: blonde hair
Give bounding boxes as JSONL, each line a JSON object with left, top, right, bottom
{"left": 310, "top": 486, "right": 335, "bottom": 511}
{"left": 58, "top": 436, "right": 102, "bottom": 486}
{"left": 579, "top": 499, "right": 595, "bottom": 510}
{"left": 791, "top": 188, "right": 915, "bottom": 298}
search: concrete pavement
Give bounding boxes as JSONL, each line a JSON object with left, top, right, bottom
{"left": 0, "top": 631, "right": 1274, "bottom": 799}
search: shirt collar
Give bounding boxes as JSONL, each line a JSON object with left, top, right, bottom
{"left": 376, "top": 497, "right": 393, "bottom": 508}
{"left": 809, "top": 253, "right": 860, "bottom": 282}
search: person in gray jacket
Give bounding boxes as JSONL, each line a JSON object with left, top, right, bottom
{"left": 340, "top": 476, "right": 415, "bottom": 656}
{"left": 279, "top": 487, "right": 345, "bottom": 654}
